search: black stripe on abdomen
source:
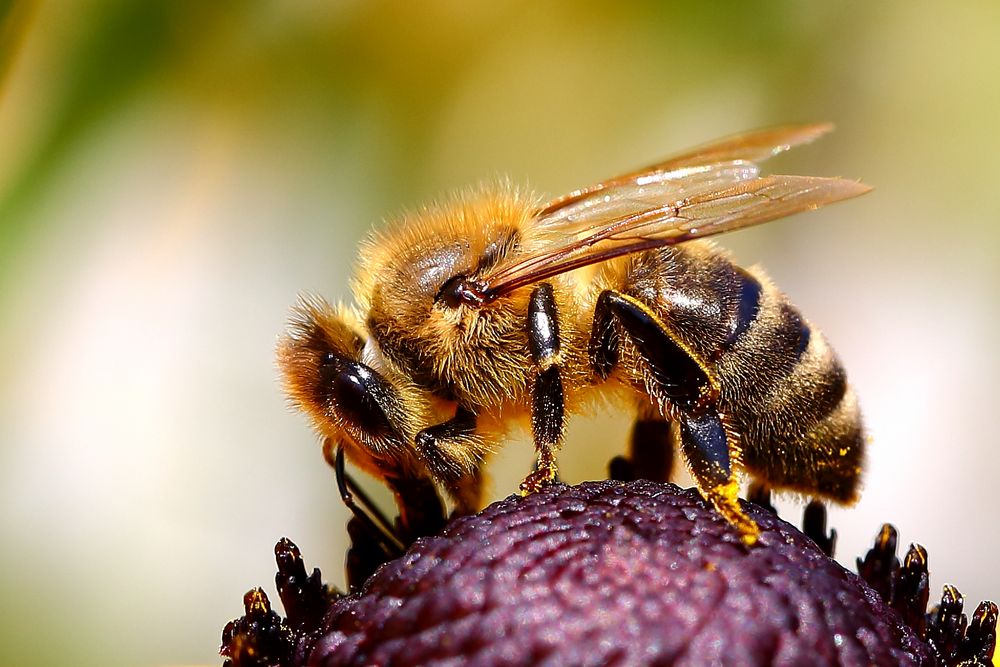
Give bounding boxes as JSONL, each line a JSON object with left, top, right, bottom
{"left": 717, "top": 288, "right": 818, "bottom": 409}
{"left": 748, "top": 301, "right": 814, "bottom": 374}
{"left": 791, "top": 308, "right": 811, "bottom": 360}
{"left": 722, "top": 267, "right": 763, "bottom": 350}
{"left": 809, "top": 357, "right": 848, "bottom": 423}
{"left": 774, "top": 302, "right": 812, "bottom": 366}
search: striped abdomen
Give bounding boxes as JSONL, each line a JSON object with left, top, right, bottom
{"left": 620, "top": 241, "right": 864, "bottom": 503}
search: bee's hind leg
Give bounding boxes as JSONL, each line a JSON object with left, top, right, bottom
{"left": 591, "top": 291, "right": 676, "bottom": 484}
{"left": 520, "top": 283, "right": 566, "bottom": 494}
{"left": 590, "top": 289, "right": 759, "bottom": 545}
{"left": 678, "top": 407, "right": 759, "bottom": 545}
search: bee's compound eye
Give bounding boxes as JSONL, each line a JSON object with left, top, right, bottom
{"left": 320, "top": 351, "right": 338, "bottom": 366}
{"left": 325, "top": 360, "right": 396, "bottom": 438}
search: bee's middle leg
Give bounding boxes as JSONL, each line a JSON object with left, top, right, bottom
{"left": 590, "top": 289, "right": 759, "bottom": 545}
{"left": 520, "top": 282, "right": 565, "bottom": 494}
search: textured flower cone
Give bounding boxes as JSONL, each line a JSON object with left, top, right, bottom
{"left": 309, "top": 480, "right": 938, "bottom": 666}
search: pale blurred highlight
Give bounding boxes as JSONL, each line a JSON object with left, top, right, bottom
{"left": 0, "top": 2, "right": 998, "bottom": 666}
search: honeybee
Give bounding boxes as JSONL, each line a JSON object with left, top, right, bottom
{"left": 279, "top": 123, "right": 870, "bottom": 546}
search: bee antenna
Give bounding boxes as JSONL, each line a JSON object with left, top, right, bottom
{"left": 333, "top": 445, "right": 406, "bottom": 556}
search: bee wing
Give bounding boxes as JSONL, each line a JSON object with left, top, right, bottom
{"left": 478, "top": 174, "right": 870, "bottom": 299}
{"left": 537, "top": 123, "right": 835, "bottom": 218}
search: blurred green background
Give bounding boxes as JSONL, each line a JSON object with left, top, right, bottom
{"left": 1, "top": 2, "right": 998, "bottom": 665}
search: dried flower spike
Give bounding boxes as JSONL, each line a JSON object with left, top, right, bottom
{"left": 220, "top": 588, "right": 292, "bottom": 667}
{"left": 855, "top": 525, "right": 997, "bottom": 666}
{"left": 222, "top": 540, "right": 337, "bottom": 667}
{"left": 857, "top": 523, "right": 901, "bottom": 603}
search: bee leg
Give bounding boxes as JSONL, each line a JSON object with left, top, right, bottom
{"left": 589, "top": 288, "right": 620, "bottom": 381}
{"left": 443, "top": 465, "right": 487, "bottom": 518}
{"left": 520, "top": 283, "right": 565, "bottom": 494}
{"left": 747, "top": 480, "right": 777, "bottom": 515}
{"left": 591, "top": 290, "right": 683, "bottom": 484}
{"left": 592, "top": 294, "right": 640, "bottom": 482}
{"left": 414, "top": 406, "right": 484, "bottom": 515}
{"left": 326, "top": 438, "right": 446, "bottom": 545}
{"left": 533, "top": 457, "right": 563, "bottom": 484}
{"left": 591, "top": 289, "right": 759, "bottom": 545}
{"left": 678, "top": 408, "right": 759, "bottom": 545}
{"left": 384, "top": 473, "right": 449, "bottom": 540}
{"left": 614, "top": 404, "right": 674, "bottom": 483}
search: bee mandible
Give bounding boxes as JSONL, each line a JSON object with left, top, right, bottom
{"left": 279, "top": 123, "right": 870, "bottom": 545}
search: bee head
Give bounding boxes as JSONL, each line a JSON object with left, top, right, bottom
{"left": 277, "top": 296, "right": 427, "bottom": 474}
{"left": 353, "top": 185, "right": 535, "bottom": 403}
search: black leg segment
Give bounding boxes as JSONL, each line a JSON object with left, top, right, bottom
{"left": 802, "top": 500, "right": 837, "bottom": 558}
{"left": 414, "top": 406, "right": 485, "bottom": 515}
{"left": 415, "top": 406, "right": 478, "bottom": 483}
{"left": 532, "top": 366, "right": 564, "bottom": 452}
{"left": 521, "top": 283, "right": 565, "bottom": 493}
{"left": 590, "top": 290, "right": 713, "bottom": 412}
{"left": 677, "top": 406, "right": 758, "bottom": 543}
{"left": 589, "top": 290, "right": 620, "bottom": 380}
{"left": 678, "top": 408, "right": 732, "bottom": 487}
{"left": 528, "top": 283, "right": 561, "bottom": 368}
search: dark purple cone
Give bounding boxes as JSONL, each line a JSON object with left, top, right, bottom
{"left": 309, "top": 480, "right": 935, "bottom": 666}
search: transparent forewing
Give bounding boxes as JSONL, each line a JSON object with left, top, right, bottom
{"left": 536, "top": 160, "right": 761, "bottom": 235}
{"left": 537, "top": 123, "right": 834, "bottom": 218}
{"left": 480, "top": 175, "right": 870, "bottom": 299}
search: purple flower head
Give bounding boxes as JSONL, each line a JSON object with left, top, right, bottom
{"left": 223, "top": 481, "right": 997, "bottom": 666}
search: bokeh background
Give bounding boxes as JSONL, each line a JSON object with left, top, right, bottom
{"left": 1, "top": 2, "right": 998, "bottom": 666}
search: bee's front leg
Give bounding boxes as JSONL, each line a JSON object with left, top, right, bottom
{"left": 520, "top": 282, "right": 565, "bottom": 494}
{"left": 414, "top": 406, "right": 485, "bottom": 515}
{"left": 324, "top": 441, "right": 407, "bottom": 589}
{"left": 591, "top": 289, "right": 759, "bottom": 546}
